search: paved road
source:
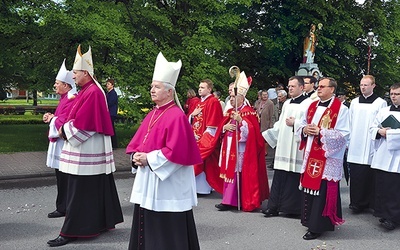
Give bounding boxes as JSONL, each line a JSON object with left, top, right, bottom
{"left": 0, "top": 150, "right": 398, "bottom": 249}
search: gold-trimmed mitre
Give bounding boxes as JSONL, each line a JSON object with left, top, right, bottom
{"left": 73, "top": 45, "right": 94, "bottom": 75}
{"left": 237, "top": 71, "right": 252, "bottom": 97}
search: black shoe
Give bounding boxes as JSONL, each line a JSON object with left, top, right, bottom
{"left": 303, "top": 231, "right": 321, "bottom": 240}
{"left": 262, "top": 208, "right": 279, "bottom": 217}
{"left": 47, "top": 210, "right": 65, "bottom": 218}
{"left": 215, "top": 203, "right": 236, "bottom": 211}
{"left": 197, "top": 193, "right": 211, "bottom": 197}
{"left": 47, "top": 235, "right": 76, "bottom": 247}
{"left": 349, "top": 204, "right": 364, "bottom": 214}
{"left": 381, "top": 219, "right": 396, "bottom": 230}
{"left": 284, "top": 213, "right": 300, "bottom": 219}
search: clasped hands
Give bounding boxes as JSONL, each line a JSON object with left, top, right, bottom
{"left": 132, "top": 152, "right": 149, "bottom": 167}
{"left": 42, "top": 112, "right": 54, "bottom": 123}
{"left": 303, "top": 123, "right": 320, "bottom": 136}
{"left": 285, "top": 116, "right": 295, "bottom": 127}
{"left": 223, "top": 123, "right": 236, "bottom": 132}
{"left": 223, "top": 112, "right": 242, "bottom": 132}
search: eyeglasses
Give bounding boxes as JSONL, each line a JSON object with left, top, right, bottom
{"left": 317, "top": 85, "right": 333, "bottom": 89}
{"left": 390, "top": 93, "right": 400, "bottom": 96}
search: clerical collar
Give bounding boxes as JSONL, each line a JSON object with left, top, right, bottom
{"left": 359, "top": 93, "right": 379, "bottom": 103}
{"left": 390, "top": 104, "right": 400, "bottom": 112}
{"left": 362, "top": 92, "right": 373, "bottom": 99}
{"left": 201, "top": 94, "right": 212, "bottom": 102}
{"left": 305, "top": 90, "right": 315, "bottom": 97}
{"left": 290, "top": 93, "right": 308, "bottom": 104}
{"left": 155, "top": 100, "right": 174, "bottom": 109}
{"left": 318, "top": 97, "right": 333, "bottom": 107}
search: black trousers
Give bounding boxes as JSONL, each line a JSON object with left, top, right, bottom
{"left": 301, "top": 180, "right": 342, "bottom": 233}
{"left": 349, "top": 163, "right": 375, "bottom": 209}
{"left": 374, "top": 169, "right": 400, "bottom": 224}
{"left": 60, "top": 173, "right": 123, "bottom": 237}
{"left": 267, "top": 170, "right": 302, "bottom": 215}
{"left": 110, "top": 116, "right": 118, "bottom": 148}
{"left": 129, "top": 204, "right": 200, "bottom": 250}
{"left": 55, "top": 169, "right": 68, "bottom": 214}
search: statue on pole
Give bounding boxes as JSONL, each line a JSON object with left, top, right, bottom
{"left": 303, "top": 24, "right": 317, "bottom": 63}
{"left": 297, "top": 23, "right": 323, "bottom": 77}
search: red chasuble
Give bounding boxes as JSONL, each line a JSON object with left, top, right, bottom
{"left": 67, "top": 80, "right": 114, "bottom": 135}
{"left": 184, "top": 97, "right": 200, "bottom": 115}
{"left": 208, "top": 105, "right": 270, "bottom": 211}
{"left": 192, "top": 95, "right": 224, "bottom": 192}
{"left": 191, "top": 95, "right": 223, "bottom": 141}
{"left": 126, "top": 102, "right": 202, "bottom": 166}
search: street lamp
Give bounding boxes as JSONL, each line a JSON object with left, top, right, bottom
{"left": 367, "top": 31, "right": 376, "bottom": 75}
{"left": 367, "top": 32, "right": 374, "bottom": 74}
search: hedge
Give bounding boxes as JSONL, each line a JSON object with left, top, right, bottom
{"left": 0, "top": 105, "right": 56, "bottom": 115}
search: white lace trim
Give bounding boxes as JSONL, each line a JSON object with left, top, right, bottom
{"left": 301, "top": 148, "right": 343, "bottom": 182}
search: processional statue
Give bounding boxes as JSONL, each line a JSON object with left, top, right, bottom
{"left": 297, "top": 23, "right": 323, "bottom": 78}
{"left": 303, "top": 24, "right": 317, "bottom": 63}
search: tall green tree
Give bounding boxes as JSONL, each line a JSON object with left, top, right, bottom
{"left": 0, "top": 0, "right": 67, "bottom": 105}
{"left": 2, "top": 0, "right": 400, "bottom": 119}
{"left": 358, "top": 0, "right": 400, "bottom": 93}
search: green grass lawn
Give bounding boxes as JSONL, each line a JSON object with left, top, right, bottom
{"left": 0, "top": 123, "right": 137, "bottom": 153}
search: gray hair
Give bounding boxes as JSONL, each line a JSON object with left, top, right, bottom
{"left": 277, "top": 90, "right": 287, "bottom": 97}
{"left": 162, "top": 82, "right": 175, "bottom": 92}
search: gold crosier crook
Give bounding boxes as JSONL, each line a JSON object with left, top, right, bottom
{"left": 228, "top": 66, "right": 241, "bottom": 211}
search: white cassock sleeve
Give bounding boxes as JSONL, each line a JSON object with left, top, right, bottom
{"left": 147, "top": 150, "right": 183, "bottom": 181}
{"left": 262, "top": 101, "right": 289, "bottom": 148}
{"left": 369, "top": 111, "right": 384, "bottom": 150}
{"left": 48, "top": 117, "right": 59, "bottom": 139}
{"left": 387, "top": 129, "right": 400, "bottom": 150}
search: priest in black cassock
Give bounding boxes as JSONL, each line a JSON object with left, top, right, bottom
{"left": 297, "top": 77, "right": 350, "bottom": 240}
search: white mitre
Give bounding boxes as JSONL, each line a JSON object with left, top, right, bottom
{"left": 56, "top": 59, "right": 77, "bottom": 97}
{"left": 56, "top": 59, "right": 74, "bottom": 85}
{"left": 73, "top": 45, "right": 94, "bottom": 75}
{"left": 236, "top": 71, "right": 252, "bottom": 97}
{"left": 152, "top": 52, "right": 182, "bottom": 87}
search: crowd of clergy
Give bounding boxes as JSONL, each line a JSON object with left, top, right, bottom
{"left": 43, "top": 45, "right": 399, "bottom": 249}
{"left": 186, "top": 73, "right": 400, "bottom": 242}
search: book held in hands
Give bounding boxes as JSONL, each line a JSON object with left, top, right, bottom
{"left": 381, "top": 114, "right": 400, "bottom": 129}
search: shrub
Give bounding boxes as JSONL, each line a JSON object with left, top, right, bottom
{"left": 0, "top": 115, "right": 42, "bottom": 124}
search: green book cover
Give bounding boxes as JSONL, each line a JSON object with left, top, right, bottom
{"left": 381, "top": 114, "right": 400, "bottom": 129}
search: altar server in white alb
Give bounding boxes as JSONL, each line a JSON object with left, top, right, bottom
{"left": 47, "top": 45, "right": 123, "bottom": 247}
{"left": 126, "top": 52, "right": 202, "bottom": 250}
{"left": 43, "top": 59, "right": 77, "bottom": 219}
{"left": 262, "top": 76, "right": 312, "bottom": 218}
{"left": 370, "top": 83, "right": 400, "bottom": 231}
{"left": 347, "top": 75, "right": 387, "bottom": 214}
